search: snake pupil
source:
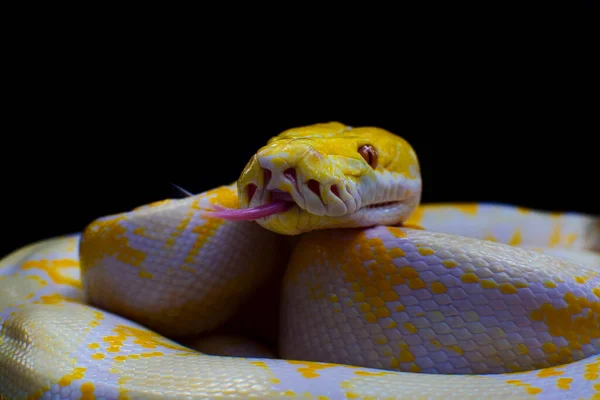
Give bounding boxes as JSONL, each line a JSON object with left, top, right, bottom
{"left": 358, "top": 144, "right": 378, "bottom": 168}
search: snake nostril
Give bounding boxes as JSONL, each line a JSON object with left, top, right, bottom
{"left": 246, "top": 183, "right": 257, "bottom": 203}
{"left": 330, "top": 184, "right": 341, "bottom": 199}
{"left": 263, "top": 169, "right": 272, "bottom": 187}
{"left": 308, "top": 179, "right": 321, "bottom": 199}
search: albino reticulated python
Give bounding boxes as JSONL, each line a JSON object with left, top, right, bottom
{"left": 1, "top": 122, "right": 600, "bottom": 400}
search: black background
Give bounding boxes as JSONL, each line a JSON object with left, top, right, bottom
{"left": 2, "top": 8, "right": 597, "bottom": 258}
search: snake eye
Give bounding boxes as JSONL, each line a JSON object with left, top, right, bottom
{"left": 358, "top": 144, "right": 378, "bottom": 168}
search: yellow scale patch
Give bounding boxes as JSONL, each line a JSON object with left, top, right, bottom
{"left": 180, "top": 186, "right": 238, "bottom": 272}
{"left": 528, "top": 292, "right": 600, "bottom": 363}
{"left": 585, "top": 360, "right": 600, "bottom": 380}
{"left": 113, "top": 352, "right": 164, "bottom": 362}
{"left": 287, "top": 360, "right": 342, "bottom": 378}
{"left": 429, "top": 339, "right": 464, "bottom": 355}
{"left": 248, "top": 361, "right": 336, "bottom": 391}
{"left": 75, "top": 311, "right": 107, "bottom": 345}
{"left": 31, "top": 293, "right": 73, "bottom": 305}
{"left": 575, "top": 272, "right": 599, "bottom": 285}
{"left": 80, "top": 382, "right": 96, "bottom": 400}
{"left": 59, "top": 367, "right": 86, "bottom": 387}
{"left": 100, "top": 324, "right": 196, "bottom": 354}
{"left": 508, "top": 230, "right": 522, "bottom": 246}
{"left": 405, "top": 203, "right": 480, "bottom": 227}
{"left": 80, "top": 215, "right": 147, "bottom": 273}
{"left": 162, "top": 204, "right": 196, "bottom": 250}
{"left": 20, "top": 258, "right": 81, "bottom": 288}
{"left": 505, "top": 379, "right": 543, "bottom": 395}
{"left": 547, "top": 214, "right": 579, "bottom": 248}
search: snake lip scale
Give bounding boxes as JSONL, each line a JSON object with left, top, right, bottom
{"left": 262, "top": 190, "right": 404, "bottom": 219}
{"left": 1, "top": 121, "right": 600, "bottom": 399}
{"left": 213, "top": 171, "right": 410, "bottom": 227}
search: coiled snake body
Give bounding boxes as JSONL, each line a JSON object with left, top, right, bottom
{"left": 1, "top": 122, "right": 599, "bottom": 399}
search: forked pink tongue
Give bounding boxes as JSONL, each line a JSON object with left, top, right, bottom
{"left": 207, "top": 200, "right": 293, "bottom": 221}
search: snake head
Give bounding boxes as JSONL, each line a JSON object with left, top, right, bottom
{"left": 213, "top": 122, "right": 422, "bottom": 235}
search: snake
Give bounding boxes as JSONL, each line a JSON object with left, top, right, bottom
{"left": 1, "top": 122, "right": 600, "bottom": 399}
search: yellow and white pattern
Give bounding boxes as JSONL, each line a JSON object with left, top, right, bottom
{"left": 1, "top": 122, "right": 599, "bottom": 399}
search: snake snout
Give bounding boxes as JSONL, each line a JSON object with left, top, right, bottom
{"left": 245, "top": 162, "right": 354, "bottom": 218}
{"left": 237, "top": 139, "right": 366, "bottom": 221}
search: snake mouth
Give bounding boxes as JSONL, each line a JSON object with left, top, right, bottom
{"left": 206, "top": 191, "right": 296, "bottom": 221}
{"left": 365, "top": 201, "right": 402, "bottom": 209}
{"left": 207, "top": 189, "right": 402, "bottom": 222}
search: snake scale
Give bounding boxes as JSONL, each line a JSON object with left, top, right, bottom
{"left": 1, "top": 122, "right": 600, "bottom": 399}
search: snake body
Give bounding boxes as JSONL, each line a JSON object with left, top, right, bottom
{"left": 1, "top": 122, "right": 600, "bottom": 399}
